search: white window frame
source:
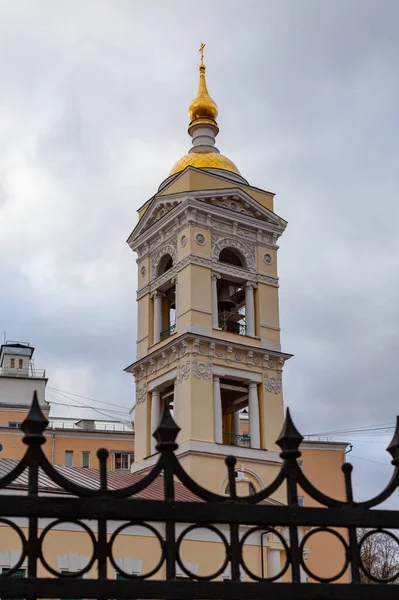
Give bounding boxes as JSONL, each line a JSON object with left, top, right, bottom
{"left": 65, "top": 451, "right": 74, "bottom": 467}
{"left": 112, "top": 452, "right": 134, "bottom": 471}
{"left": 82, "top": 451, "right": 90, "bottom": 469}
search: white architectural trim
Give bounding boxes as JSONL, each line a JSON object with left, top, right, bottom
{"left": 301, "top": 441, "right": 349, "bottom": 452}
{"left": 131, "top": 439, "right": 282, "bottom": 474}
{"left": 115, "top": 557, "right": 143, "bottom": 575}
{"left": 176, "top": 561, "right": 199, "bottom": 578}
{"left": 219, "top": 468, "right": 265, "bottom": 494}
{"left": 178, "top": 307, "right": 212, "bottom": 318}
{"left": 260, "top": 323, "right": 281, "bottom": 332}
{"left": 0, "top": 551, "right": 27, "bottom": 569}
{"left": 56, "top": 554, "right": 90, "bottom": 571}
{"left": 213, "top": 365, "right": 262, "bottom": 383}
{"left": 148, "top": 369, "right": 177, "bottom": 392}
{"left": 261, "top": 339, "right": 282, "bottom": 352}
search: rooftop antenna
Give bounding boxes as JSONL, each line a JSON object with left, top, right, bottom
{"left": 3, "top": 332, "right": 6, "bottom": 344}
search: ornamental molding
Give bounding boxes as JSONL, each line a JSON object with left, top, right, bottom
{"left": 136, "top": 385, "right": 147, "bottom": 405}
{"left": 127, "top": 333, "right": 291, "bottom": 383}
{"left": 130, "top": 193, "right": 284, "bottom": 259}
{"left": 177, "top": 360, "right": 191, "bottom": 383}
{"left": 191, "top": 360, "right": 212, "bottom": 380}
{"left": 146, "top": 200, "right": 180, "bottom": 228}
{"left": 211, "top": 235, "right": 256, "bottom": 272}
{"left": 151, "top": 242, "right": 177, "bottom": 278}
{"left": 263, "top": 373, "right": 282, "bottom": 394}
{"left": 136, "top": 253, "right": 279, "bottom": 300}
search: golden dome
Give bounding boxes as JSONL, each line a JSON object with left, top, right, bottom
{"left": 169, "top": 152, "right": 241, "bottom": 176}
{"left": 167, "top": 44, "right": 241, "bottom": 180}
{"left": 188, "top": 63, "right": 218, "bottom": 122}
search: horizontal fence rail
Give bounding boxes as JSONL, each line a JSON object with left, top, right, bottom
{"left": 0, "top": 392, "right": 398, "bottom": 598}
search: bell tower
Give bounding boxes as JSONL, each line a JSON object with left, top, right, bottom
{"left": 125, "top": 47, "right": 291, "bottom": 490}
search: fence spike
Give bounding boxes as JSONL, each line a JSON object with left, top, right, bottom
{"left": 21, "top": 390, "right": 48, "bottom": 445}
{"left": 154, "top": 403, "right": 180, "bottom": 451}
{"left": 276, "top": 407, "right": 303, "bottom": 456}
{"left": 387, "top": 415, "right": 399, "bottom": 465}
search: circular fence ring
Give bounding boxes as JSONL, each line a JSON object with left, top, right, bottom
{"left": 39, "top": 519, "right": 97, "bottom": 577}
{"left": 0, "top": 518, "right": 27, "bottom": 575}
{"left": 176, "top": 524, "right": 229, "bottom": 580}
{"left": 359, "top": 528, "right": 399, "bottom": 583}
{"left": 109, "top": 522, "right": 165, "bottom": 579}
{"left": 239, "top": 526, "right": 290, "bottom": 582}
{"left": 300, "top": 527, "right": 349, "bottom": 583}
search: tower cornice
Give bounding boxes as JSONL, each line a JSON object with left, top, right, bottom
{"left": 128, "top": 189, "right": 286, "bottom": 261}
{"left": 125, "top": 331, "right": 292, "bottom": 383}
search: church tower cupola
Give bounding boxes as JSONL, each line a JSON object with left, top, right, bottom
{"left": 169, "top": 43, "right": 241, "bottom": 178}
{"left": 126, "top": 48, "right": 291, "bottom": 487}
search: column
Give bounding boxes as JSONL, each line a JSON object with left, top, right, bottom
{"left": 245, "top": 282, "right": 256, "bottom": 337}
{"left": 150, "top": 389, "right": 161, "bottom": 454}
{"left": 171, "top": 277, "right": 178, "bottom": 330}
{"left": 213, "top": 375, "right": 223, "bottom": 444}
{"left": 232, "top": 410, "right": 241, "bottom": 437}
{"left": 173, "top": 379, "right": 178, "bottom": 426}
{"left": 211, "top": 273, "right": 220, "bottom": 329}
{"left": 248, "top": 382, "right": 260, "bottom": 449}
{"left": 153, "top": 291, "right": 163, "bottom": 344}
{"left": 267, "top": 548, "right": 282, "bottom": 581}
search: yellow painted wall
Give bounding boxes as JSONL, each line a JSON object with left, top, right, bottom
{"left": 300, "top": 446, "right": 350, "bottom": 583}
{"left": 158, "top": 169, "right": 275, "bottom": 213}
{"left": 0, "top": 426, "right": 134, "bottom": 471}
{"left": 0, "top": 520, "right": 288, "bottom": 581}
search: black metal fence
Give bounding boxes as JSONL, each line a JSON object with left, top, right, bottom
{"left": 0, "top": 391, "right": 399, "bottom": 598}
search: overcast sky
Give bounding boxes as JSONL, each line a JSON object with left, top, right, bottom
{"left": 1, "top": 0, "right": 399, "bottom": 503}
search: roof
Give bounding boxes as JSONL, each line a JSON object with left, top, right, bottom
{"left": 0, "top": 458, "right": 284, "bottom": 504}
{"left": 0, "top": 458, "right": 200, "bottom": 501}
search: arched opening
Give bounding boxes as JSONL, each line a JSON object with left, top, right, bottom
{"left": 225, "top": 478, "right": 256, "bottom": 496}
{"left": 217, "top": 278, "right": 246, "bottom": 335}
{"left": 157, "top": 254, "right": 173, "bottom": 277}
{"left": 219, "top": 247, "right": 246, "bottom": 268}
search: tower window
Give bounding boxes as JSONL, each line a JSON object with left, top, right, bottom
{"left": 18, "top": 359, "right": 23, "bottom": 369}
{"left": 217, "top": 279, "right": 246, "bottom": 336}
{"left": 219, "top": 247, "right": 245, "bottom": 268}
{"left": 10, "top": 358, "right": 15, "bottom": 368}
{"left": 157, "top": 254, "right": 173, "bottom": 277}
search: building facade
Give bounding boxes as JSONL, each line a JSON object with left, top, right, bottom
{"left": 0, "top": 341, "right": 135, "bottom": 471}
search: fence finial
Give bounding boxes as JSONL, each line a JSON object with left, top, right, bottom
{"left": 276, "top": 407, "right": 303, "bottom": 457}
{"left": 154, "top": 403, "right": 180, "bottom": 451}
{"left": 21, "top": 390, "right": 48, "bottom": 445}
{"left": 387, "top": 415, "right": 399, "bottom": 465}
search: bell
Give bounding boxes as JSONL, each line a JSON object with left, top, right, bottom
{"left": 218, "top": 286, "right": 236, "bottom": 311}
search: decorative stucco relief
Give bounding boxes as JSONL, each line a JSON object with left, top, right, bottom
{"left": 151, "top": 242, "right": 177, "bottom": 278}
{"left": 177, "top": 360, "right": 190, "bottom": 383}
{"left": 136, "top": 385, "right": 147, "bottom": 405}
{"left": 264, "top": 373, "right": 282, "bottom": 394}
{"left": 211, "top": 236, "right": 256, "bottom": 271}
{"left": 192, "top": 360, "right": 212, "bottom": 380}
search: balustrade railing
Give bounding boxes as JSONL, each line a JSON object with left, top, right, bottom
{"left": 160, "top": 323, "right": 176, "bottom": 341}
{"left": 223, "top": 431, "right": 251, "bottom": 447}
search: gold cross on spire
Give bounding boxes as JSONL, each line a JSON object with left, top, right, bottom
{"left": 199, "top": 42, "right": 206, "bottom": 64}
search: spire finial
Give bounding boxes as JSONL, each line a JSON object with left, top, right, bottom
{"left": 188, "top": 43, "right": 218, "bottom": 123}
{"left": 199, "top": 42, "right": 206, "bottom": 66}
